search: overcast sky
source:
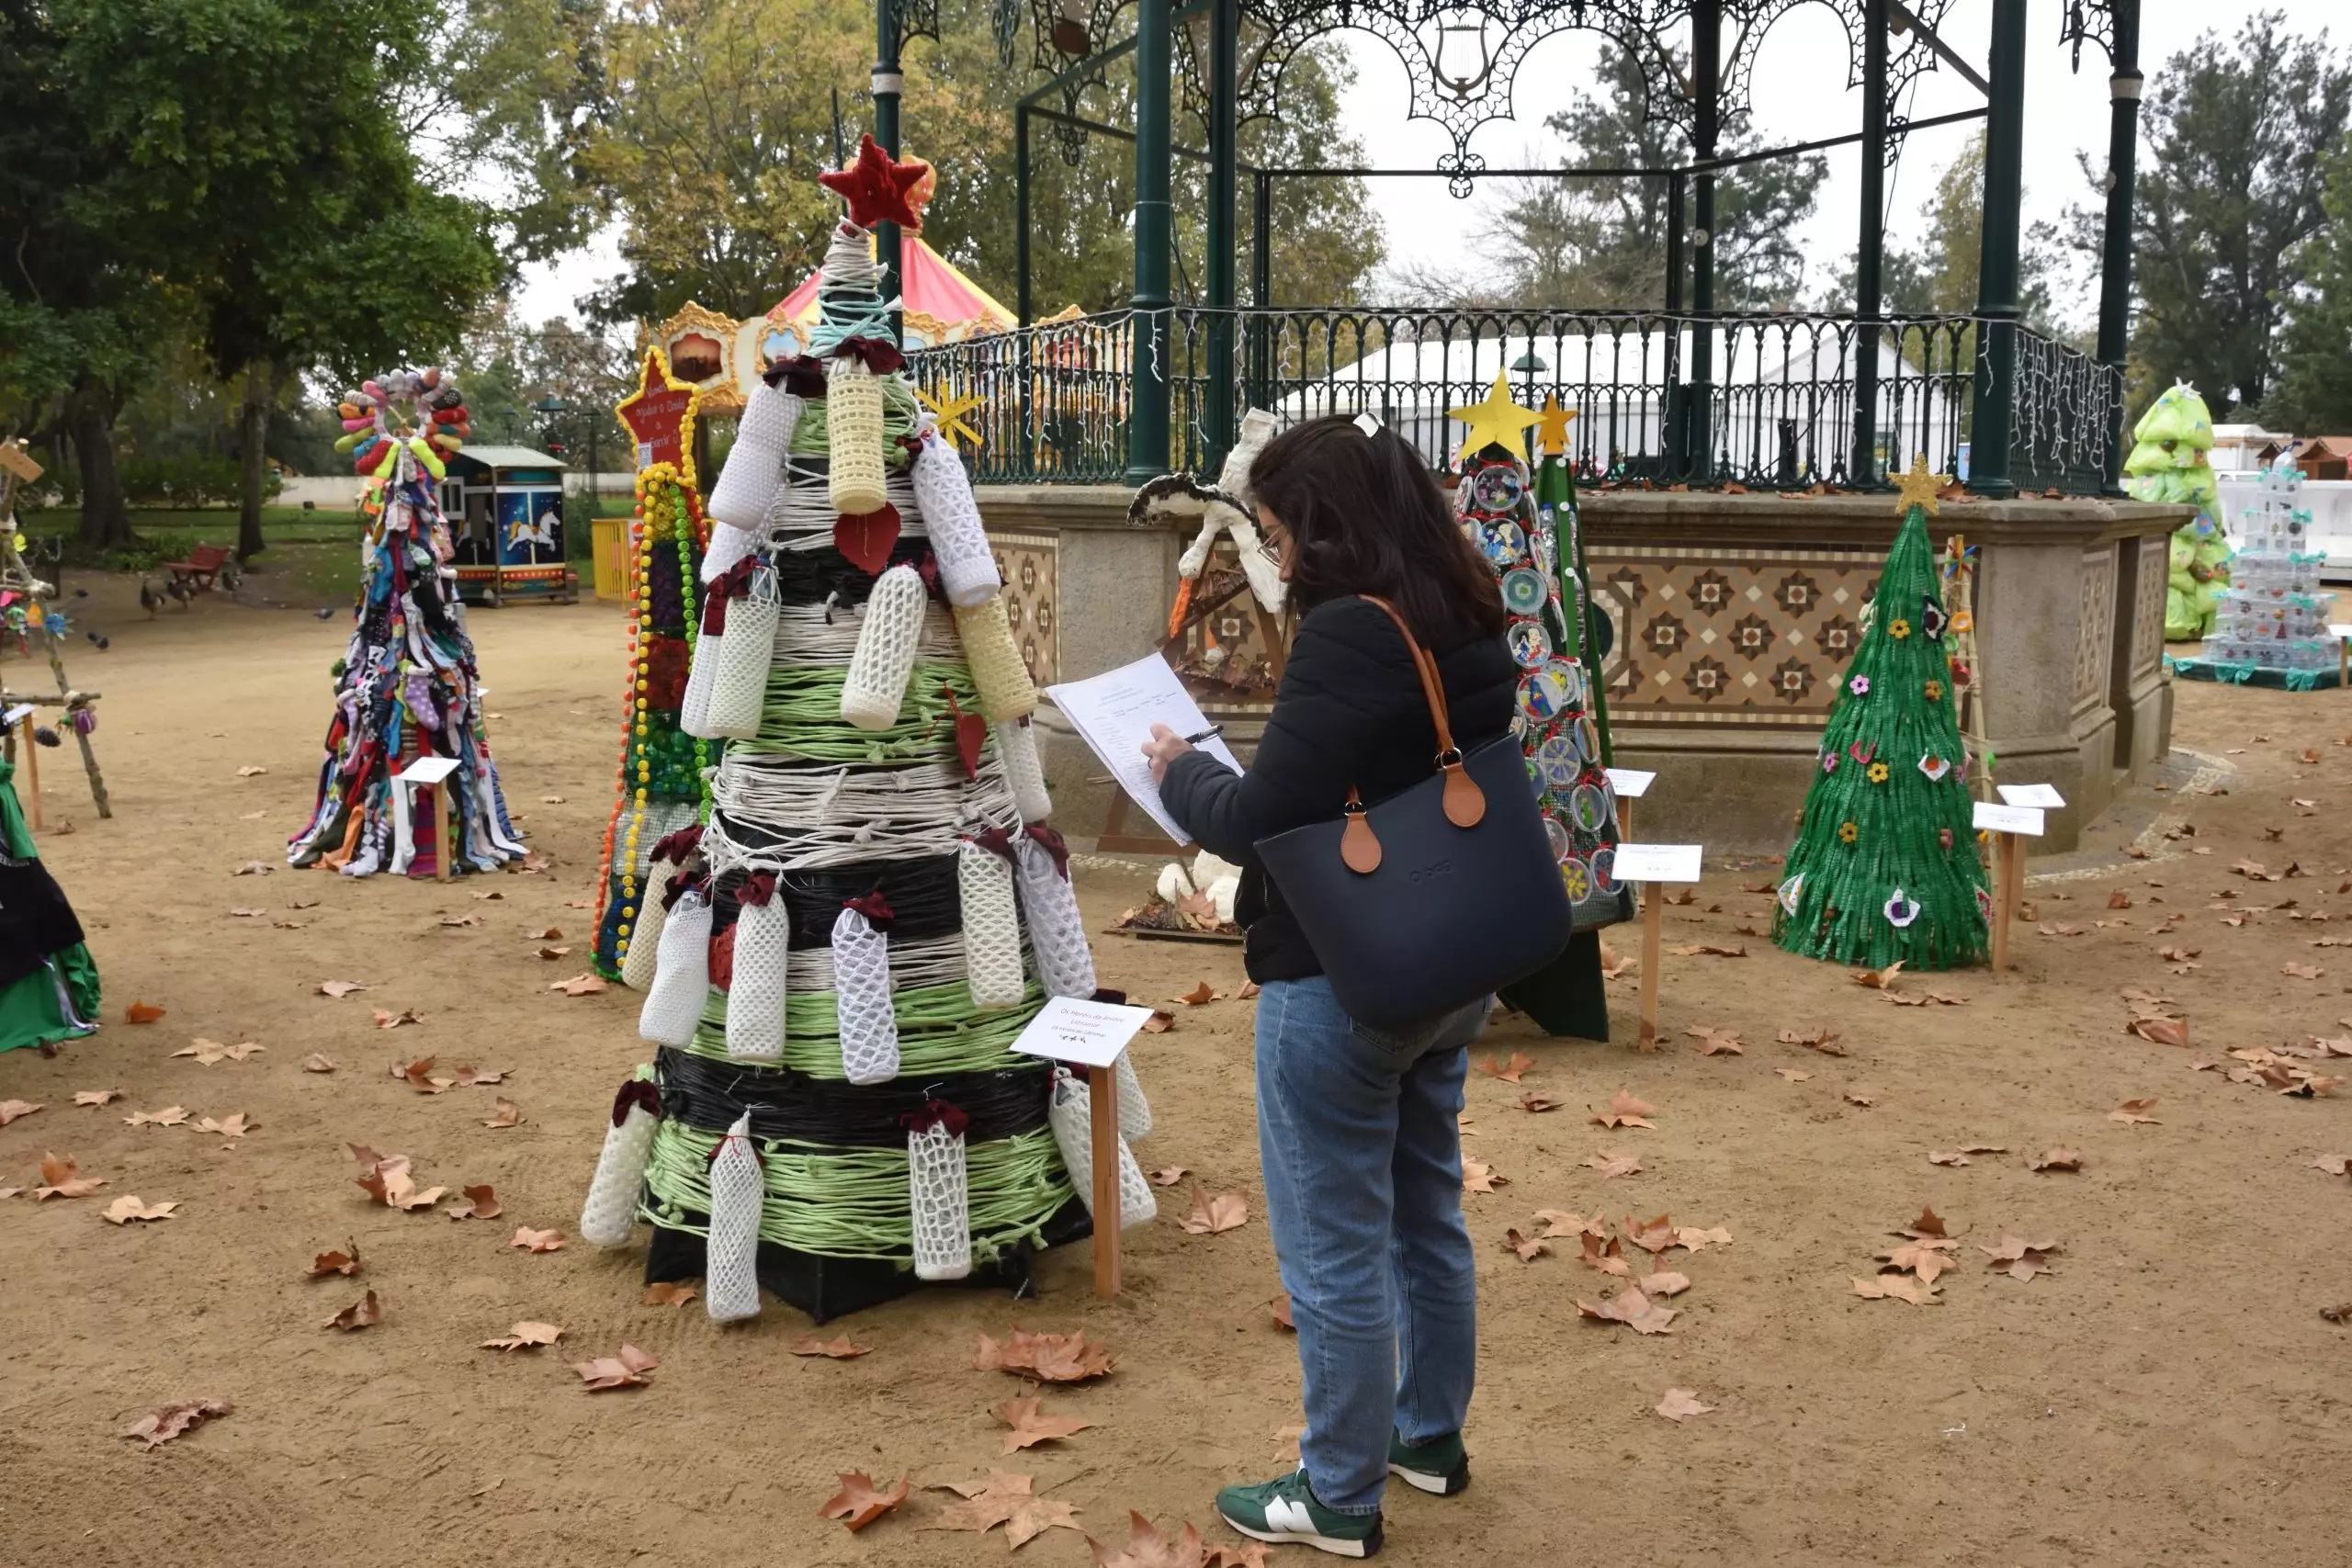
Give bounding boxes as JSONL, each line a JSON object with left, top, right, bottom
{"left": 514, "top": 0, "right": 2335, "bottom": 331}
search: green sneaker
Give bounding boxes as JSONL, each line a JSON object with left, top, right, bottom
{"left": 1386, "top": 1430, "right": 1469, "bottom": 1496}
{"left": 1215, "top": 1470, "right": 1384, "bottom": 1558}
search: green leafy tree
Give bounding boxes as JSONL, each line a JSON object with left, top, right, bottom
{"left": 2267, "top": 145, "right": 2352, "bottom": 434}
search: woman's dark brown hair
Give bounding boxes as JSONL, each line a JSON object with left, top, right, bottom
{"left": 1249, "top": 414, "right": 1506, "bottom": 646}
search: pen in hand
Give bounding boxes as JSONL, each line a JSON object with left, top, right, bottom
{"left": 1182, "top": 726, "right": 1222, "bottom": 745}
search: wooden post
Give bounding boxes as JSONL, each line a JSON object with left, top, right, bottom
{"left": 1636, "top": 884, "right": 1663, "bottom": 1047}
{"left": 431, "top": 784, "right": 451, "bottom": 884}
{"left": 1089, "top": 1064, "right": 1122, "bottom": 1298}
{"left": 18, "top": 710, "right": 40, "bottom": 831}
{"left": 1618, "top": 798, "right": 1634, "bottom": 844}
{"left": 1991, "top": 831, "right": 2020, "bottom": 969}
{"left": 2337, "top": 631, "right": 2346, "bottom": 690}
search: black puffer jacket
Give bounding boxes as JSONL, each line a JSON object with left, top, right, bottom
{"left": 1160, "top": 596, "right": 1517, "bottom": 983}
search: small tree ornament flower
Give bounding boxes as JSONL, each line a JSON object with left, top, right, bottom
{"left": 1866, "top": 761, "right": 1891, "bottom": 784}
{"left": 1849, "top": 675, "right": 1871, "bottom": 696}
{"left": 1838, "top": 821, "right": 1860, "bottom": 844}
{"left": 1887, "top": 617, "right": 1911, "bottom": 639}
{"left": 1924, "top": 678, "right": 1944, "bottom": 701}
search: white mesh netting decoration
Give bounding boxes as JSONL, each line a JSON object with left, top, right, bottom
{"left": 1114, "top": 1048, "right": 1152, "bottom": 1139}
{"left": 839, "top": 563, "right": 929, "bottom": 731}
{"left": 1046, "top": 1068, "right": 1157, "bottom": 1230}
{"left": 910, "top": 430, "right": 1002, "bottom": 607}
{"left": 953, "top": 594, "right": 1038, "bottom": 722}
{"left": 618, "top": 887, "right": 665, "bottom": 990}
{"left": 705, "top": 560, "right": 780, "bottom": 739}
{"left": 678, "top": 619, "right": 722, "bottom": 737}
{"left": 723, "top": 880, "right": 788, "bottom": 1062}
{"left": 706, "top": 379, "right": 800, "bottom": 530}
{"left": 1015, "top": 829, "right": 1098, "bottom": 998}
{"left": 995, "top": 717, "right": 1053, "bottom": 824}
{"left": 637, "top": 885, "right": 713, "bottom": 1047}
{"left": 704, "top": 1111, "right": 765, "bottom": 1323}
{"left": 826, "top": 356, "right": 888, "bottom": 515}
{"left": 958, "top": 838, "right": 1028, "bottom": 1010}
{"left": 579, "top": 1078, "right": 662, "bottom": 1247}
{"left": 907, "top": 1110, "right": 975, "bottom": 1281}
{"left": 831, "top": 901, "right": 901, "bottom": 1084}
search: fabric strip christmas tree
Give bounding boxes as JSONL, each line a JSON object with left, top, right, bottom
{"left": 1773, "top": 458, "right": 1990, "bottom": 971}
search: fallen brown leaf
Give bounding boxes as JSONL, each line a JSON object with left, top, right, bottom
{"left": 192, "top": 1112, "right": 252, "bottom": 1140}
{"left": 0, "top": 1098, "right": 42, "bottom": 1125}
{"left": 1173, "top": 981, "right": 1219, "bottom": 1006}
{"left": 1591, "top": 1089, "right": 1657, "bottom": 1129}
{"left": 447, "top": 1184, "right": 503, "bottom": 1220}
{"left": 32, "top": 1151, "right": 105, "bottom": 1200}
{"left": 1774, "top": 1066, "right": 1813, "bottom": 1081}
{"left": 121, "top": 1398, "right": 232, "bottom": 1450}
{"left": 481, "top": 1321, "right": 564, "bottom": 1351}
{"left": 1148, "top": 1166, "right": 1191, "bottom": 1187}
{"left": 1683, "top": 1026, "right": 1744, "bottom": 1055}
{"left": 1501, "top": 1227, "right": 1551, "bottom": 1262}
{"left": 995, "top": 1394, "right": 1095, "bottom": 1453}
{"left": 2109, "top": 1098, "right": 2162, "bottom": 1124}
{"left": 324, "top": 1290, "right": 381, "bottom": 1331}
{"left": 102, "top": 1195, "right": 178, "bottom": 1224}
{"left": 642, "top": 1281, "right": 698, "bottom": 1307}
{"left": 1851, "top": 1275, "right": 1941, "bottom": 1304}
{"left": 509, "top": 1226, "right": 564, "bottom": 1252}
{"left": 1669, "top": 942, "right": 1747, "bottom": 957}
{"left": 173, "top": 1038, "right": 264, "bottom": 1065}
{"left": 1584, "top": 1150, "right": 1642, "bottom": 1179}
{"left": 372, "top": 1008, "right": 423, "bottom": 1029}
{"left": 1140, "top": 1010, "right": 1177, "bottom": 1033}
{"left": 1851, "top": 962, "right": 1905, "bottom": 990}
{"left": 481, "top": 1098, "right": 524, "bottom": 1128}
{"left": 1655, "top": 1388, "right": 1714, "bottom": 1423}
{"left": 307, "top": 1243, "right": 361, "bottom": 1278}
{"left": 1576, "top": 1280, "right": 1677, "bottom": 1334}
{"left": 1180, "top": 1181, "right": 1249, "bottom": 1235}
{"left": 1476, "top": 1051, "right": 1536, "bottom": 1084}
{"left": 572, "top": 1342, "right": 659, "bottom": 1390}
{"left": 1461, "top": 1158, "right": 1510, "bottom": 1192}
{"left": 2126, "top": 1016, "right": 2190, "bottom": 1048}
{"left": 1979, "top": 1234, "right": 2063, "bottom": 1280}
{"left": 934, "top": 1468, "right": 1083, "bottom": 1550}
{"left": 549, "top": 974, "right": 606, "bottom": 997}
{"left": 974, "top": 1327, "right": 1115, "bottom": 1383}
{"left": 819, "top": 1472, "right": 909, "bottom": 1533}
{"left": 300, "top": 1053, "right": 337, "bottom": 1073}
{"left": 2029, "top": 1146, "right": 2083, "bottom": 1172}
{"left": 70, "top": 1089, "right": 120, "bottom": 1107}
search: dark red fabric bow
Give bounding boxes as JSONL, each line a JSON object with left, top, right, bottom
{"left": 968, "top": 825, "right": 1018, "bottom": 864}
{"left": 1023, "top": 824, "right": 1072, "bottom": 879}
{"left": 842, "top": 890, "right": 897, "bottom": 932}
{"left": 831, "top": 335, "right": 907, "bottom": 375}
{"left": 900, "top": 1100, "right": 969, "bottom": 1137}
{"left": 650, "top": 823, "right": 704, "bottom": 866}
{"left": 610, "top": 1079, "right": 661, "bottom": 1128}
{"left": 705, "top": 1124, "right": 766, "bottom": 1168}
{"left": 701, "top": 557, "right": 760, "bottom": 637}
{"left": 708, "top": 921, "right": 737, "bottom": 992}
{"left": 763, "top": 354, "right": 828, "bottom": 398}
{"left": 660, "top": 871, "right": 708, "bottom": 911}
{"left": 737, "top": 869, "right": 779, "bottom": 907}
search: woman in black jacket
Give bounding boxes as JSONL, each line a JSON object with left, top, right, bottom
{"left": 1145, "top": 415, "right": 1516, "bottom": 1558}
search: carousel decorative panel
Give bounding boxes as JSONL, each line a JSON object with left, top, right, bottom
{"left": 1587, "top": 544, "right": 1887, "bottom": 728}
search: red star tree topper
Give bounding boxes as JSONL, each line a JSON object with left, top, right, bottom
{"left": 819, "top": 134, "right": 931, "bottom": 233}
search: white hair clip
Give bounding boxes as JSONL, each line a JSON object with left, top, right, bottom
{"left": 1352, "top": 412, "right": 1382, "bottom": 438}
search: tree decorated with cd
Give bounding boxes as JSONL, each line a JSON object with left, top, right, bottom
{"left": 1447, "top": 374, "right": 1632, "bottom": 934}
{"left": 1772, "top": 459, "right": 1989, "bottom": 970}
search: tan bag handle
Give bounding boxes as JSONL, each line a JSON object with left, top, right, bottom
{"left": 1339, "top": 596, "right": 1487, "bottom": 875}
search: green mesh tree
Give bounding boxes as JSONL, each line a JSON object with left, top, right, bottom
{"left": 1773, "top": 464, "right": 1991, "bottom": 970}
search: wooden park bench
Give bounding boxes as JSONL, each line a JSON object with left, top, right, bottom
{"left": 164, "top": 542, "right": 232, "bottom": 592}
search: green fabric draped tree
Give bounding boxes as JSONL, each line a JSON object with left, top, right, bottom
{"left": 1773, "top": 465, "right": 1991, "bottom": 971}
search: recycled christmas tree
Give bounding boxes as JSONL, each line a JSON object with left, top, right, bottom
{"left": 2122, "top": 382, "right": 2231, "bottom": 641}
{"left": 289, "top": 369, "right": 525, "bottom": 876}
{"left": 2201, "top": 458, "right": 2334, "bottom": 675}
{"left": 1773, "top": 460, "right": 1989, "bottom": 970}
{"left": 594, "top": 348, "right": 714, "bottom": 978}
{"left": 581, "top": 139, "right": 1136, "bottom": 1323}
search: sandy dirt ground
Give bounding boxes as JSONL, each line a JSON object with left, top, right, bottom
{"left": 3, "top": 577, "right": 2350, "bottom": 1568}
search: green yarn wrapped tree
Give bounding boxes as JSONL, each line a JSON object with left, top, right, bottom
{"left": 1772, "top": 466, "right": 1991, "bottom": 971}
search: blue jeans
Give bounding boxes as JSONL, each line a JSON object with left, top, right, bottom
{"left": 1254, "top": 975, "right": 1488, "bottom": 1515}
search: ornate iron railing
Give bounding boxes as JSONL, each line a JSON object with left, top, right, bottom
{"left": 905, "top": 306, "right": 2120, "bottom": 495}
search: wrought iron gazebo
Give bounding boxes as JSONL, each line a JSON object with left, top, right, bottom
{"left": 865, "top": 1, "right": 2146, "bottom": 497}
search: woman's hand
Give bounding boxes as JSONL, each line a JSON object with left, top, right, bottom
{"left": 1142, "top": 722, "right": 1193, "bottom": 784}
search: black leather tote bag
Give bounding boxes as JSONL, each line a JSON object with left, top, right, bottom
{"left": 1253, "top": 597, "right": 1575, "bottom": 1030}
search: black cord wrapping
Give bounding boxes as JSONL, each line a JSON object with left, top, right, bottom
{"left": 706, "top": 846, "right": 964, "bottom": 949}
{"left": 769, "top": 536, "right": 940, "bottom": 610}
{"left": 653, "top": 1047, "right": 1052, "bottom": 1147}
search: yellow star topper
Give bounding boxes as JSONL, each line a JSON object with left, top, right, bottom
{"left": 1534, "top": 396, "right": 1577, "bottom": 457}
{"left": 915, "top": 386, "right": 986, "bottom": 452}
{"left": 1447, "top": 372, "right": 1544, "bottom": 465}
{"left": 1895, "top": 454, "right": 1950, "bottom": 515}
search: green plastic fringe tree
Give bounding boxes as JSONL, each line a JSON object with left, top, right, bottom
{"left": 1773, "top": 480, "right": 1991, "bottom": 970}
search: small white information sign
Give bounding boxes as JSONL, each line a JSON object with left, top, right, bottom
{"left": 401, "top": 756, "right": 460, "bottom": 786}
{"left": 1009, "top": 995, "right": 1160, "bottom": 1069}
{"left": 1604, "top": 767, "right": 1657, "bottom": 799}
{"left": 1972, "top": 801, "right": 2045, "bottom": 836}
{"left": 1996, "top": 783, "right": 2066, "bottom": 810}
{"left": 2, "top": 703, "right": 34, "bottom": 729}
{"left": 2330, "top": 623, "right": 2352, "bottom": 641}
{"left": 1613, "top": 842, "right": 1703, "bottom": 883}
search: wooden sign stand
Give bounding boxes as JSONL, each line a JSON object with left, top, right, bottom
{"left": 1615, "top": 842, "right": 1702, "bottom": 1050}
{"left": 1635, "top": 886, "right": 1663, "bottom": 1047}
{"left": 1974, "top": 797, "right": 2047, "bottom": 971}
{"left": 1090, "top": 1065, "right": 1121, "bottom": 1298}
{"left": 9, "top": 706, "right": 40, "bottom": 830}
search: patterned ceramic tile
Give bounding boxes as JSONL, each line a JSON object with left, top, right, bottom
{"left": 989, "top": 530, "right": 1060, "bottom": 686}
{"left": 2131, "top": 536, "right": 2167, "bottom": 674}
{"left": 2075, "top": 545, "right": 2118, "bottom": 702}
{"left": 1587, "top": 545, "right": 1886, "bottom": 728}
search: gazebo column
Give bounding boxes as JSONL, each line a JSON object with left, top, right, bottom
{"left": 2095, "top": 0, "right": 2144, "bottom": 496}
{"left": 1686, "top": 0, "right": 1720, "bottom": 485}
{"left": 1850, "top": 0, "right": 1888, "bottom": 487}
{"left": 1204, "top": 0, "right": 1240, "bottom": 472}
{"left": 1125, "top": 0, "right": 1174, "bottom": 483}
{"left": 1967, "top": 0, "right": 2030, "bottom": 498}
{"left": 873, "top": 0, "right": 904, "bottom": 334}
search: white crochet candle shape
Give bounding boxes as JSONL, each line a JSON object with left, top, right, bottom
{"left": 1046, "top": 1068, "right": 1158, "bottom": 1229}
{"left": 1114, "top": 1048, "right": 1152, "bottom": 1139}
{"left": 706, "top": 378, "right": 800, "bottom": 530}
{"left": 618, "top": 885, "right": 664, "bottom": 990}
{"left": 953, "top": 593, "right": 1038, "bottom": 722}
{"left": 905, "top": 1101, "right": 975, "bottom": 1281}
{"left": 826, "top": 355, "right": 889, "bottom": 516}
{"left": 638, "top": 881, "right": 713, "bottom": 1047}
{"left": 831, "top": 896, "right": 901, "bottom": 1084}
{"left": 706, "top": 558, "right": 778, "bottom": 739}
{"left": 839, "top": 563, "right": 928, "bottom": 730}
{"left": 704, "top": 1111, "right": 765, "bottom": 1323}
{"left": 911, "top": 430, "right": 1003, "bottom": 607}
{"left": 1014, "top": 827, "right": 1097, "bottom": 998}
{"left": 723, "top": 872, "right": 788, "bottom": 1062}
{"left": 579, "top": 1077, "right": 661, "bottom": 1247}
{"left": 958, "top": 836, "right": 1028, "bottom": 1010}
{"left": 995, "top": 717, "right": 1053, "bottom": 824}
{"left": 678, "top": 577, "right": 727, "bottom": 738}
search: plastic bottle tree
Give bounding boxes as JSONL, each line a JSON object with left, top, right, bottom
{"left": 288, "top": 369, "right": 525, "bottom": 876}
{"left": 595, "top": 348, "right": 713, "bottom": 979}
{"left": 2122, "top": 381, "right": 2230, "bottom": 641}
{"left": 579, "top": 138, "right": 1148, "bottom": 1324}
{"left": 2203, "top": 457, "right": 2334, "bottom": 675}
{"left": 1773, "top": 459, "right": 1989, "bottom": 970}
